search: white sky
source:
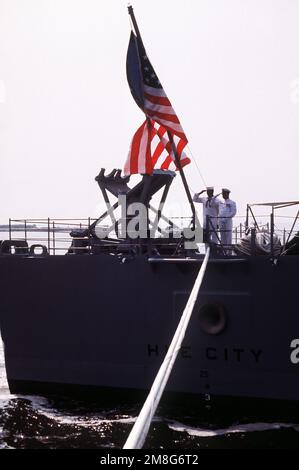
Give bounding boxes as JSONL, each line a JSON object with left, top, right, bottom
{"left": 0, "top": 0, "right": 299, "bottom": 224}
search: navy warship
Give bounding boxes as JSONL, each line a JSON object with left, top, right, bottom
{"left": 0, "top": 6, "right": 299, "bottom": 411}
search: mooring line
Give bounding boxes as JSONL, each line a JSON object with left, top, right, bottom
{"left": 123, "top": 246, "right": 210, "bottom": 449}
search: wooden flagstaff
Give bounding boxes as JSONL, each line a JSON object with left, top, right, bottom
{"left": 167, "top": 131, "right": 196, "bottom": 231}
{"left": 128, "top": 5, "right": 145, "bottom": 49}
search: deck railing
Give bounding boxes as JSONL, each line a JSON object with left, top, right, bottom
{"left": 0, "top": 212, "right": 297, "bottom": 256}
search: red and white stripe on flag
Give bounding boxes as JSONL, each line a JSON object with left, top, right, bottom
{"left": 124, "top": 120, "right": 191, "bottom": 176}
{"left": 143, "top": 85, "right": 187, "bottom": 141}
{"left": 124, "top": 120, "right": 153, "bottom": 176}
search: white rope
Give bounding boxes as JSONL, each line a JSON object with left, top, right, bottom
{"left": 123, "top": 246, "right": 210, "bottom": 449}
{"left": 186, "top": 145, "right": 207, "bottom": 188}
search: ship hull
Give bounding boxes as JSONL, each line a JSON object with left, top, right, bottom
{"left": 0, "top": 253, "right": 299, "bottom": 405}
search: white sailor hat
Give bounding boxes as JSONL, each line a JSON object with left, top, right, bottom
{"left": 222, "top": 188, "right": 231, "bottom": 193}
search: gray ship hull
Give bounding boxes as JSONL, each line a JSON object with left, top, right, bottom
{"left": 0, "top": 253, "right": 299, "bottom": 404}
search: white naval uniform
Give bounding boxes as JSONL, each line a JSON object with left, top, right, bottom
{"left": 218, "top": 197, "right": 237, "bottom": 246}
{"left": 193, "top": 194, "right": 219, "bottom": 243}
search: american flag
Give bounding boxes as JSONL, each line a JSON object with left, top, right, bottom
{"left": 124, "top": 119, "right": 190, "bottom": 176}
{"left": 124, "top": 31, "right": 190, "bottom": 176}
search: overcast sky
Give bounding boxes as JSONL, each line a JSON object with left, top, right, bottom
{"left": 0, "top": 0, "right": 298, "bottom": 224}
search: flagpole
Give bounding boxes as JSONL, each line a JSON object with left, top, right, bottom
{"left": 128, "top": 5, "right": 146, "bottom": 49}
{"left": 128, "top": 5, "right": 196, "bottom": 231}
{"left": 167, "top": 131, "right": 196, "bottom": 230}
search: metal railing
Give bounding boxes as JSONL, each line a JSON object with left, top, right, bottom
{"left": 0, "top": 210, "right": 298, "bottom": 257}
{"left": 3, "top": 218, "right": 99, "bottom": 255}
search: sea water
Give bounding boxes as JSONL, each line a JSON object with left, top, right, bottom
{"left": 1, "top": 341, "right": 299, "bottom": 449}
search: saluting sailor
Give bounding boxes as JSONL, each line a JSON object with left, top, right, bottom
{"left": 193, "top": 187, "right": 220, "bottom": 243}
{"left": 218, "top": 188, "right": 237, "bottom": 247}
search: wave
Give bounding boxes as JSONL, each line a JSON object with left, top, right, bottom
{"left": 168, "top": 420, "right": 299, "bottom": 437}
{"left": 4, "top": 394, "right": 299, "bottom": 438}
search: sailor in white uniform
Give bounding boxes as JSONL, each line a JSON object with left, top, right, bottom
{"left": 218, "top": 188, "right": 237, "bottom": 247}
{"left": 193, "top": 187, "right": 219, "bottom": 243}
